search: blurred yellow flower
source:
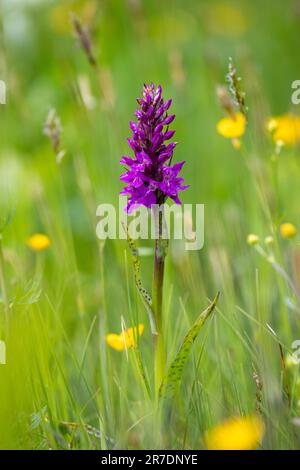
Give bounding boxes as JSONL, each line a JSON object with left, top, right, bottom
{"left": 150, "top": 11, "right": 196, "bottom": 46}
{"left": 106, "top": 324, "right": 144, "bottom": 352}
{"left": 247, "top": 234, "right": 259, "bottom": 246}
{"left": 205, "top": 3, "right": 247, "bottom": 37}
{"left": 27, "top": 234, "right": 51, "bottom": 252}
{"left": 267, "top": 114, "right": 300, "bottom": 146}
{"left": 217, "top": 112, "right": 246, "bottom": 145}
{"left": 204, "top": 415, "right": 264, "bottom": 450}
{"left": 50, "top": 0, "right": 97, "bottom": 34}
{"left": 280, "top": 223, "right": 297, "bottom": 239}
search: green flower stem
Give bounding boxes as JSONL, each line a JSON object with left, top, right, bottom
{"left": 0, "top": 234, "right": 9, "bottom": 325}
{"left": 152, "top": 207, "right": 167, "bottom": 395}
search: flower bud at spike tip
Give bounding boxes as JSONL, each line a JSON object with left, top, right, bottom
{"left": 264, "top": 236, "right": 274, "bottom": 245}
{"left": 247, "top": 234, "right": 259, "bottom": 246}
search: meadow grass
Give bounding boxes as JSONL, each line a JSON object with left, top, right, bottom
{"left": 0, "top": 0, "right": 300, "bottom": 450}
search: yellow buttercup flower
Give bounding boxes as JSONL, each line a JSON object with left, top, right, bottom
{"left": 267, "top": 113, "right": 300, "bottom": 146}
{"left": 106, "top": 324, "right": 144, "bottom": 352}
{"left": 280, "top": 223, "right": 297, "bottom": 239}
{"left": 204, "top": 415, "right": 264, "bottom": 450}
{"left": 217, "top": 112, "right": 246, "bottom": 139}
{"left": 27, "top": 234, "right": 51, "bottom": 252}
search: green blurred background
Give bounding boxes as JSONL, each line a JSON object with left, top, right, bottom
{"left": 0, "top": 0, "right": 300, "bottom": 449}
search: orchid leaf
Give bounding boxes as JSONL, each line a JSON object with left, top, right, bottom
{"left": 159, "top": 293, "right": 219, "bottom": 400}
{"left": 124, "top": 225, "right": 157, "bottom": 335}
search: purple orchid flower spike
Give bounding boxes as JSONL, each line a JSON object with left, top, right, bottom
{"left": 120, "top": 83, "right": 188, "bottom": 213}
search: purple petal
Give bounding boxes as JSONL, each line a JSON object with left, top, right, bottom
{"left": 164, "top": 99, "right": 172, "bottom": 110}
{"left": 163, "top": 130, "right": 176, "bottom": 141}
{"left": 171, "top": 161, "right": 185, "bottom": 175}
{"left": 120, "top": 156, "right": 135, "bottom": 166}
{"left": 162, "top": 114, "right": 175, "bottom": 125}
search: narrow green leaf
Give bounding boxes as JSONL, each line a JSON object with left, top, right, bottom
{"left": 159, "top": 292, "right": 220, "bottom": 400}
{"left": 0, "top": 208, "right": 15, "bottom": 234}
{"left": 134, "top": 349, "right": 151, "bottom": 398}
{"left": 124, "top": 224, "right": 157, "bottom": 335}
